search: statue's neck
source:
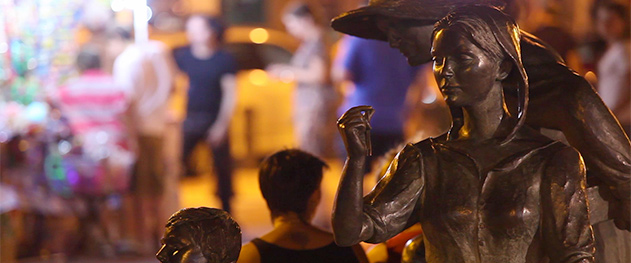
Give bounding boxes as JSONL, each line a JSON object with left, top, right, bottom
{"left": 459, "top": 85, "right": 509, "bottom": 142}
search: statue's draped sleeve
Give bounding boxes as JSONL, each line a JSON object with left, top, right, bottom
{"left": 541, "top": 146, "right": 595, "bottom": 263}
{"left": 359, "top": 144, "right": 425, "bottom": 244}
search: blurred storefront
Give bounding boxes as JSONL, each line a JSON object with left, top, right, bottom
{"left": 0, "top": 0, "right": 308, "bottom": 260}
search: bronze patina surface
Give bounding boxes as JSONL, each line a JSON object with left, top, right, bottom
{"left": 333, "top": 6, "right": 595, "bottom": 263}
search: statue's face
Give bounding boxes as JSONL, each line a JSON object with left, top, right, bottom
{"left": 375, "top": 17, "right": 434, "bottom": 66}
{"left": 157, "top": 226, "right": 207, "bottom": 263}
{"left": 431, "top": 28, "right": 504, "bottom": 107}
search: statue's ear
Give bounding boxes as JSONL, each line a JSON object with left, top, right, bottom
{"left": 497, "top": 59, "right": 512, "bottom": 81}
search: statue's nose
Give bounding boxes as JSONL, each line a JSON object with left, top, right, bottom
{"left": 442, "top": 60, "right": 455, "bottom": 79}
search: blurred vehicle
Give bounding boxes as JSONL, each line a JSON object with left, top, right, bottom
{"left": 152, "top": 26, "right": 300, "bottom": 163}
{"left": 225, "top": 26, "right": 300, "bottom": 162}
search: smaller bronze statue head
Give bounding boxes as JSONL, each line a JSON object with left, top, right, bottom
{"left": 156, "top": 207, "right": 241, "bottom": 263}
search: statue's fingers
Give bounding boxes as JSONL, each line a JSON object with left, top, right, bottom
{"left": 364, "top": 107, "right": 375, "bottom": 121}
{"left": 361, "top": 114, "right": 373, "bottom": 131}
{"left": 339, "top": 105, "right": 374, "bottom": 121}
{"left": 338, "top": 111, "right": 364, "bottom": 125}
{"left": 340, "top": 118, "right": 368, "bottom": 130}
{"left": 338, "top": 111, "right": 371, "bottom": 127}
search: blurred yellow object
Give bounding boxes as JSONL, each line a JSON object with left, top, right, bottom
{"left": 249, "top": 28, "right": 270, "bottom": 44}
{"left": 18, "top": 140, "right": 29, "bottom": 152}
{"left": 232, "top": 70, "right": 295, "bottom": 161}
{"left": 248, "top": 69, "right": 269, "bottom": 86}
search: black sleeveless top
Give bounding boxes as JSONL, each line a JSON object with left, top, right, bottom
{"left": 251, "top": 238, "right": 360, "bottom": 263}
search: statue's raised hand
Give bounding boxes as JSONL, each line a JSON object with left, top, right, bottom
{"left": 337, "top": 105, "right": 375, "bottom": 159}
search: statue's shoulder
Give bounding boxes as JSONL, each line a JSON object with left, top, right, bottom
{"left": 409, "top": 133, "right": 449, "bottom": 155}
{"left": 516, "top": 128, "right": 580, "bottom": 167}
{"left": 517, "top": 125, "right": 574, "bottom": 152}
{"left": 540, "top": 141, "right": 581, "bottom": 162}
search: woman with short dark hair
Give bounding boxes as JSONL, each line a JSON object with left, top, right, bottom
{"left": 237, "top": 149, "right": 368, "bottom": 263}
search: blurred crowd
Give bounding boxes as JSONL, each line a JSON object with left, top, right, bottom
{"left": 0, "top": 0, "right": 629, "bottom": 262}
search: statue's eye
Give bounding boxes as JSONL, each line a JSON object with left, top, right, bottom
{"left": 458, "top": 53, "right": 473, "bottom": 61}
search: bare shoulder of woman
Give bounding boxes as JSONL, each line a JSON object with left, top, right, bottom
{"left": 237, "top": 242, "right": 260, "bottom": 263}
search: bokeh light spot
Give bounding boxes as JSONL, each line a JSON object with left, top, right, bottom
{"left": 249, "top": 28, "right": 269, "bottom": 44}
{"left": 249, "top": 69, "right": 269, "bottom": 86}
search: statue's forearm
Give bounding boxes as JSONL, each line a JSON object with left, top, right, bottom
{"left": 332, "top": 157, "right": 369, "bottom": 246}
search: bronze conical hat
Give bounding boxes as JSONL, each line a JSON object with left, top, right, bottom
{"left": 331, "top": 0, "right": 506, "bottom": 41}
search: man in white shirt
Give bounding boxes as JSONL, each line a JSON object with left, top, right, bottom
{"left": 112, "top": 27, "right": 175, "bottom": 255}
{"left": 596, "top": 2, "right": 630, "bottom": 135}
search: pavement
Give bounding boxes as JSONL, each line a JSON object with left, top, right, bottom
{"left": 17, "top": 158, "right": 349, "bottom": 263}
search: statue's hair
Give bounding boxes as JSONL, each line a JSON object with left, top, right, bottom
{"left": 166, "top": 207, "right": 241, "bottom": 263}
{"left": 432, "top": 6, "right": 528, "bottom": 143}
{"left": 434, "top": 12, "right": 505, "bottom": 64}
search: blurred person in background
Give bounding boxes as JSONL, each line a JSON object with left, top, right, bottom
{"left": 593, "top": 2, "right": 631, "bottom": 262}
{"left": 267, "top": 1, "right": 336, "bottom": 158}
{"left": 332, "top": 33, "right": 419, "bottom": 174}
{"left": 52, "top": 46, "right": 134, "bottom": 257}
{"left": 532, "top": 4, "right": 584, "bottom": 73}
{"left": 595, "top": 1, "right": 630, "bottom": 135}
{"left": 174, "top": 15, "right": 237, "bottom": 213}
{"left": 111, "top": 27, "right": 175, "bottom": 255}
{"left": 237, "top": 149, "right": 368, "bottom": 263}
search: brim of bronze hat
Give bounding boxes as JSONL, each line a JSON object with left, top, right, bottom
{"left": 331, "top": 0, "right": 507, "bottom": 41}
{"left": 330, "top": 3, "right": 448, "bottom": 41}
{"left": 331, "top": 6, "right": 389, "bottom": 41}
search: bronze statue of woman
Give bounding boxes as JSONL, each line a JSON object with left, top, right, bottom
{"left": 331, "top": 0, "right": 629, "bottom": 232}
{"left": 333, "top": 6, "right": 594, "bottom": 263}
